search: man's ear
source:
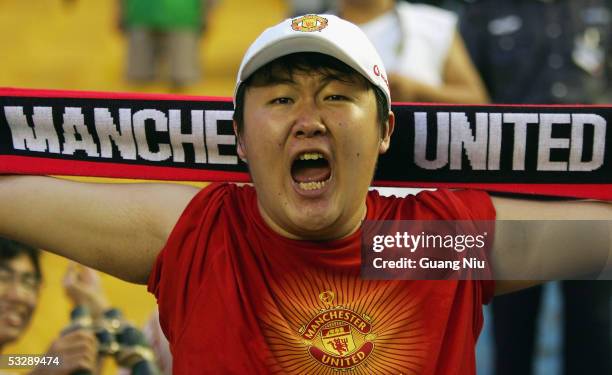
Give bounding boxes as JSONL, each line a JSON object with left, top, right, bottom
{"left": 233, "top": 120, "right": 247, "bottom": 162}
{"left": 379, "top": 111, "right": 395, "bottom": 154}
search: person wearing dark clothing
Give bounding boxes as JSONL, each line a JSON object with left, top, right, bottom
{"left": 461, "top": 0, "right": 611, "bottom": 104}
{"left": 460, "top": 1, "right": 612, "bottom": 374}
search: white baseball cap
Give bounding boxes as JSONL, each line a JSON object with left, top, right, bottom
{"left": 234, "top": 14, "right": 391, "bottom": 110}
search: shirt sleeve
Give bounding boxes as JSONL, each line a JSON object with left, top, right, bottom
{"left": 147, "top": 182, "right": 230, "bottom": 343}
{"left": 399, "top": 2, "right": 458, "bottom": 86}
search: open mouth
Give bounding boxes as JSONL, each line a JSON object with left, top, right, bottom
{"left": 291, "top": 152, "right": 332, "bottom": 191}
{"left": 0, "top": 305, "right": 27, "bottom": 328}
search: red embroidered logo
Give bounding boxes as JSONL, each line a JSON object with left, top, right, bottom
{"left": 298, "top": 291, "right": 376, "bottom": 369}
{"left": 291, "top": 15, "right": 328, "bottom": 32}
{"left": 373, "top": 64, "right": 389, "bottom": 87}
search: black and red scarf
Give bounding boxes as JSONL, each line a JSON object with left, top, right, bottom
{"left": 1, "top": 88, "right": 609, "bottom": 200}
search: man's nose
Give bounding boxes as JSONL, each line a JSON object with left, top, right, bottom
{"left": 3, "top": 288, "right": 29, "bottom": 306}
{"left": 292, "top": 100, "right": 327, "bottom": 138}
{"left": 1, "top": 280, "right": 35, "bottom": 303}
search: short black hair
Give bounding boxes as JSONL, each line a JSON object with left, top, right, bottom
{"left": 233, "top": 52, "right": 389, "bottom": 137}
{"left": 0, "top": 238, "right": 42, "bottom": 282}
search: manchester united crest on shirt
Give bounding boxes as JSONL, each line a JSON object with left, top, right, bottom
{"left": 298, "top": 291, "right": 376, "bottom": 369}
{"left": 260, "top": 270, "right": 428, "bottom": 374}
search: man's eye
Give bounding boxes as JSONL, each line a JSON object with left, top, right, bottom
{"left": 326, "top": 94, "right": 348, "bottom": 101}
{"left": 271, "top": 97, "right": 292, "bottom": 104}
{"left": 21, "top": 275, "right": 40, "bottom": 291}
{"left": 0, "top": 269, "right": 10, "bottom": 282}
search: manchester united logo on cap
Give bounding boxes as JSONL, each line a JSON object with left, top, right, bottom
{"left": 291, "top": 14, "right": 328, "bottom": 32}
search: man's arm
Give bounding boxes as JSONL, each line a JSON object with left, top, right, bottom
{"left": 440, "top": 32, "right": 490, "bottom": 104}
{"left": 491, "top": 197, "right": 612, "bottom": 295}
{"left": 388, "top": 32, "right": 490, "bottom": 104}
{"left": 0, "top": 176, "right": 199, "bottom": 284}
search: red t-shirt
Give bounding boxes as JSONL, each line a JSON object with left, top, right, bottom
{"left": 148, "top": 183, "right": 496, "bottom": 374}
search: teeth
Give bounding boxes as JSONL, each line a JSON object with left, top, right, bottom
{"left": 297, "top": 178, "right": 330, "bottom": 191}
{"left": 298, "top": 152, "right": 324, "bottom": 161}
{"left": 0, "top": 311, "right": 24, "bottom": 326}
{"left": 7, "top": 312, "right": 22, "bottom": 325}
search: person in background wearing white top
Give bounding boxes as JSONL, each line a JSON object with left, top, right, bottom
{"left": 337, "top": 0, "right": 489, "bottom": 104}
{"left": 336, "top": 0, "right": 489, "bottom": 197}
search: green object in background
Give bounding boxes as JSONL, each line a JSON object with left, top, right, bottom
{"left": 123, "top": 0, "right": 204, "bottom": 30}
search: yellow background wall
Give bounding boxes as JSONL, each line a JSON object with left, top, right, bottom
{"left": 0, "top": 0, "right": 286, "bottom": 372}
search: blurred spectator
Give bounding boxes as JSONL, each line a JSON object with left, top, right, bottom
{"left": 120, "top": 0, "right": 219, "bottom": 89}
{"left": 336, "top": 0, "right": 488, "bottom": 103}
{"left": 0, "top": 238, "right": 99, "bottom": 375}
{"left": 137, "top": 310, "right": 171, "bottom": 375}
{"left": 0, "top": 239, "right": 41, "bottom": 353}
{"left": 65, "top": 264, "right": 169, "bottom": 375}
{"left": 460, "top": 0, "right": 612, "bottom": 104}
{"left": 63, "top": 263, "right": 110, "bottom": 320}
{"left": 336, "top": 0, "right": 488, "bottom": 198}
{"left": 460, "top": 1, "right": 612, "bottom": 374}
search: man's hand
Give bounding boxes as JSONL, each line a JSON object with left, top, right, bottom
{"left": 30, "top": 329, "right": 98, "bottom": 375}
{"left": 63, "top": 264, "right": 110, "bottom": 320}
